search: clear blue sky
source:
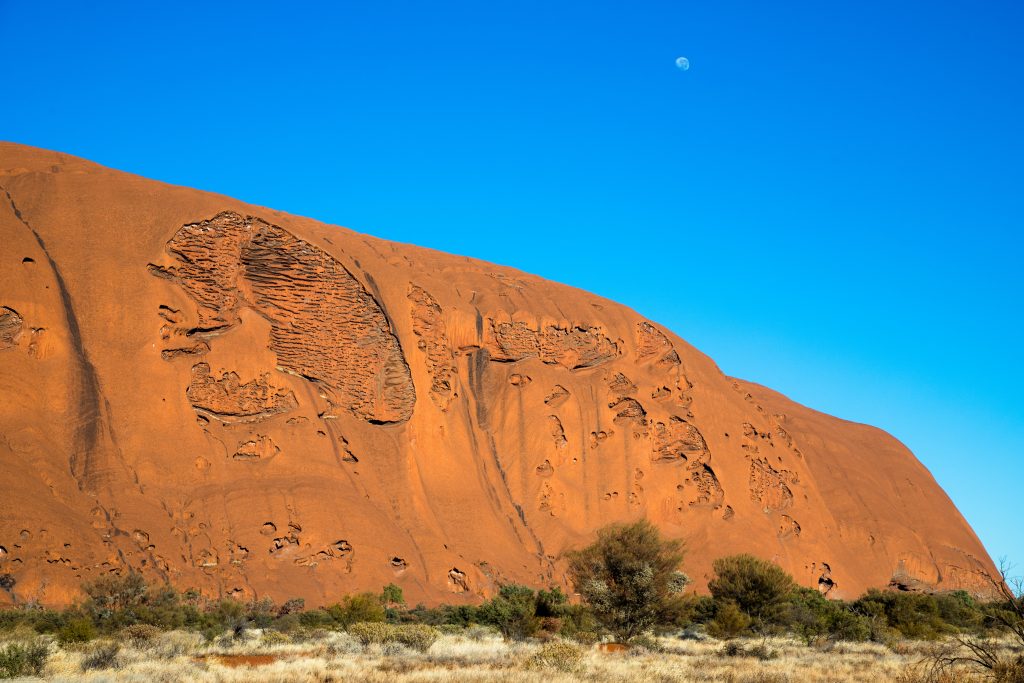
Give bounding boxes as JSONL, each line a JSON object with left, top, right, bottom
{"left": 2, "top": 1, "right": 1021, "bottom": 568}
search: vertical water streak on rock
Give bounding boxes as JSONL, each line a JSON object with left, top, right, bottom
{"left": 1, "top": 187, "right": 105, "bottom": 491}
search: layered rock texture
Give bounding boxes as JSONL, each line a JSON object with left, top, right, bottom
{"left": 0, "top": 143, "right": 996, "bottom": 606}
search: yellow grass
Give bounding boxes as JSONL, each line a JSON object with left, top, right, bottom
{"left": 7, "top": 630, "right": 1016, "bottom": 682}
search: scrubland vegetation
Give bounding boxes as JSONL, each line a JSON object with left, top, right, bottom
{"left": 0, "top": 520, "right": 1020, "bottom": 681}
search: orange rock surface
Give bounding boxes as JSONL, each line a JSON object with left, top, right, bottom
{"left": 0, "top": 142, "right": 996, "bottom": 606}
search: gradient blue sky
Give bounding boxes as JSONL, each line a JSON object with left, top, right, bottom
{"left": 2, "top": 1, "right": 1021, "bottom": 567}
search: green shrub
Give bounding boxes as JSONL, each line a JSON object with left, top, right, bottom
{"left": 706, "top": 601, "right": 751, "bottom": 639}
{"left": 708, "top": 555, "right": 796, "bottom": 630}
{"left": 393, "top": 624, "right": 440, "bottom": 652}
{"left": 555, "top": 603, "right": 599, "bottom": 640}
{"left": 325, "top": 633, "right": 363, "bottom": 656}
{"left": 477, "top": 585, "right": 541, "bottom": 641}
{"left": 528, "top": 640, "right": 584, "bottom": 672}
{"left": 82, "top": 572, "right": 148, "bottom": 628}
{"left": 58, "top": 617, "right": 96, "bottom": 644}
{"left": 347, "top": 622, "right": 440, "bottom": 652}
{"left": 536, "top": 587, "right": 568, "bottom": 617}
{"left": 782, "top": 587, "right": 869, "bottom": 643}
{"left": 853, "top": 590, "right": 950, "bottom": 640}
{"left": 326, "top": 593, "right": 386, "bottom": 629}
{"left": 566, "top": 520, "right": 689, "bottom": 642}
{"left": 381, "top": 584, "right": 405, "bottom": 608}
{"left": 260, "top": 629, "right": 292, "bottom": 646}
{"left": 0, "top": 640, "right": 49, "bottom": 678}
{"left": 348, "top": 621, "right": 394, "bottom": 646}
{"left": 936, "top": 590, "right": 982, "bottom": 630}
{"left": 828, "top": 606, "right": 872, "bottom": 642}
{"left": 297, "top": 608, "right": 334, "bottom": 629}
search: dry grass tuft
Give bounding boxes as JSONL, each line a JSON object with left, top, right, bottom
{"left": 3, "top": 630, "right": 1019, "bottom": 681}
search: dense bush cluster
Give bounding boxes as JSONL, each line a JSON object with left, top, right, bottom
{"left": 347, "top": 622, "right": 440, "bottom": 652}
{"left": 0, "top": 520, "right": 1018, "bottom": 676}
{"left": 0, "top": 567, "right": 1013, "bottom": 651}
{"left": 0, "top": 640, "right": 48, "bottom": 678}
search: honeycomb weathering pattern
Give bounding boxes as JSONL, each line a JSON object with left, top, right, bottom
{"left": 0, "top": 306, "right": 23, "bottom": 349}
{"left": 0, "top": 143, "right": 1000, "bottom": 608}
{"left": 154, "top": 212, "right": 415, "bottom": 425}
{"left": 407, "top": 284, "right": 457, "bottom": 410}
{"left": 486, "top": 320, "right": 618, "bottom": 369}
{"left": 186, "top": 363, "right": 298, "bottom": 423}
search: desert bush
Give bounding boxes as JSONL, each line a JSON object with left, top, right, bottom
{"left": 120, "top": 623, "right": 162, "bottom": 646}
{"left": 528, "top": 639, "right": 584, "bottom": 672}
{"left": 536, "top": 587, "right": 568, "bottom": 617}
{"left": 707, "top": 600, "right": 751, "bottom": 639}
{"left": 381, "top": 583, "right": 405, "bottom": 608}
{"left": 936, "top": 591, "right": 983, "bottom": 630}
{"left": 326, "top": 593, "right": 386, "bottom": 629}
{"left": 477, "top": 584, "right": 541, "bottom": 640}
{"left": 260, "top": 629, "right": 292, "bottom": 646}
{"left": 853, "top": 589, "right": 949, "bottom": 640}
{"left": 347, "top": 622, "right": 440, "bottom": 652}
{"left": 394, "top": 624, "right": 440, "bottom": 652}
{"left": 993, "top": 656, "right": 1024, "bottom": 683}
{"left": 57, "top": 616, "right": 96, "bottom": 644}
{"left": 80, "top": 640, "right": 121, "bottom": 671}
{"left": 324, "top": 632, "right": 362, "bottom": 656}
{"left": 349, "top": 621, "right": 394, "bottom": 646}
{"left": 554, "top": 602, "right": 600, "bottom": 640}
{"left": 82, "top": 572, "right": 149, "bottom": 629}
{"left": 277, "top": 598, "right": 305, "bottom": 617}
{"left": 151, "top": 630, "right": 202, "bottom": 658}
{"left": 566, "top": 519, "right": 689, "bottom": 642}
{"left": 919, "top": 565, "right": 1024, "bottom": 682}
{"left": 297, "top": 608, "right": 334, "bottom": 629}
{"left": 629, "top": 633, "right": 665, "bottom": 652}
{"left": 784, "top": 586, "right": 870, "bottom": 643}
{"left": 0, "top": 639, "right": 48, "bottom": 678}
{"left": 465, "top": 624, "right": 498, "bottom": 641}
{"left": 720, "top": 640, "right": 778, "bottom": 660}
{"left": 569, "top": 630, "right": 599, "bottom": 646}
{"left": 708, "top": 555, "right": 796, "bottom": 630}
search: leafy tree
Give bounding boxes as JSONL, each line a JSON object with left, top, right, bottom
{"left": 324, "top": 592, "right": 386, "bottom": 628}
{"left": 477, "top": 584, "right": 540, "bottom": 640}
{"left": 82, "top": 572, "right": 148, "bottom": 627}
{"left": 381, "top": 583, "right": 405, "bottom": 608}
{"left": 707, "top": 554, "right": 796, "bottom": 630}
{"left": 566, "top": 519, "right": 690, "bottom": 642}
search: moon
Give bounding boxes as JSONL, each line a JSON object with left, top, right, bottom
{"left": 675, "top": 56, "right": 690, "bottom": 71}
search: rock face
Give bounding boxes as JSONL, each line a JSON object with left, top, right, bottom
{"left": 0, "top": 143, "right": 997, "bottom": 606}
